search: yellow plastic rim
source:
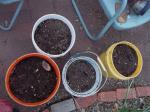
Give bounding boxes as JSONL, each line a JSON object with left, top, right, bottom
{"left": 106, "top": 41, "right": 143, "bottom": 80}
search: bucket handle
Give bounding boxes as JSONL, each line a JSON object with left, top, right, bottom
{"left": 71, "top": 51, "right": 108, "bottom": 93}
{"left": 96, "top": 54, "right": 108, "bottom": 93}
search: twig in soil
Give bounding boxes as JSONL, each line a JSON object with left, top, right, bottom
{"left": 83, "top": 71, "right": 88, "bottom": 76}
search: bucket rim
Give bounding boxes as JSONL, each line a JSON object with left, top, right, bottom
{"left": 62, "top": 56, "right": 103, "bottom": 97}
{"left": 106, "top": 41, "right": 143, "bottom": 80}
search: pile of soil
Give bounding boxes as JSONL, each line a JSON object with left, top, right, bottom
{"left": 9, "top": 57, "right": 57, "bottom": 103}
{"left": 113, "top": 44, "right": 138, "bottom": 77}
{"left": 67, "top": 60, "right": 96, "bottom": 92}
{"left": 34, "top": 19, "right": 71, "bottom": 55}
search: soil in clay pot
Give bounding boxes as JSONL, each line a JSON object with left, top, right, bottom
{"left": 9, "top": 57, "right": 57, "bottom": 103}
{"left": 67, "top": 60, "right": 96, "bottom": 92}
{"left": 34, "top": 19, "right": 71, "bottom": 55}
{"left": 113, "top": 44, "right": 138, "bottom": 77}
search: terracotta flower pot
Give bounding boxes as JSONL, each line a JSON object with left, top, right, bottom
{"left": 5, "top": 53, "right": 61, "bottom": 107}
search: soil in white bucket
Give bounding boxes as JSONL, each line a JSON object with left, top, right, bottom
{"left": 66, "top": 60, "right": 96, "bottom": 92}
{"left": 34, "top": 19, "right": 71, "bottom": 55}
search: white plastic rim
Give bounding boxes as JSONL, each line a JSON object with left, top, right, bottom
{"left": 32, "top": 14, "right": 76, "bottom": 58}
{"left": 62, "top": 56, "right": 102, "bottom": 97}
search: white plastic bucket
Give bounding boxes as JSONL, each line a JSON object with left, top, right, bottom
{"left": 32, "top": 14, "right": 76, "bottom": 58}
{"left": 62, "top": 56, "right": 103, "bottom": 97}
{"left": 62, "top": 51, "right": 108, "bottom": 97}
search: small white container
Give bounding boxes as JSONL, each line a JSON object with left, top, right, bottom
{"left": 62, "top": 56, "right": 103, "bottom": 97}
{"left": 32, "top": 14, "right": 76, "bottom": 58}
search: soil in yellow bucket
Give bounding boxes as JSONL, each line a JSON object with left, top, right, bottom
{"left": 113, "top": 44, "right": 138, "bottom": 77}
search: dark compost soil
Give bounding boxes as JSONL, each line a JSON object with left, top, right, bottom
{"left": 113, "top": 44, "right": 138, "bottom": 77}
{"left": 67, "top": 60, "right": 96, "bottom": 92}
{"left": 34, "top": 19, "right": 71, "bottom": 55}
{"left": 9, "top": 57, "right": 57, "bottom": 103}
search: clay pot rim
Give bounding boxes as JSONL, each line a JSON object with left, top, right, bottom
{"left": 5, "top": 53, "right": 61, "bottom": 107}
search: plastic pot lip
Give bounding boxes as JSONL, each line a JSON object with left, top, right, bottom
{"left": 32, "top": 14, "right": 76, "bottom": 58}
{"left": 5, "top": 53, "right": 61, "bottom": 107}
{"left": 106, "top": 41, "right": 143, "bottom": 80}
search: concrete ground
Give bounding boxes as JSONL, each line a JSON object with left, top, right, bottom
{"left": 0, "top": 0, "right": 150, "bottom": 111}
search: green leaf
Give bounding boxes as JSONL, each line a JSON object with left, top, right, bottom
{"left": 118, "top": 108, "right": 129, "bottom": 112}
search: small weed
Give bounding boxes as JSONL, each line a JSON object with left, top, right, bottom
{"left": 118, "top": 106, "right": 150, "bottom": 112}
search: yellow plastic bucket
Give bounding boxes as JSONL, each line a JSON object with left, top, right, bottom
{"left": 100, "top": 41, "right": 143, "bottom": 80}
